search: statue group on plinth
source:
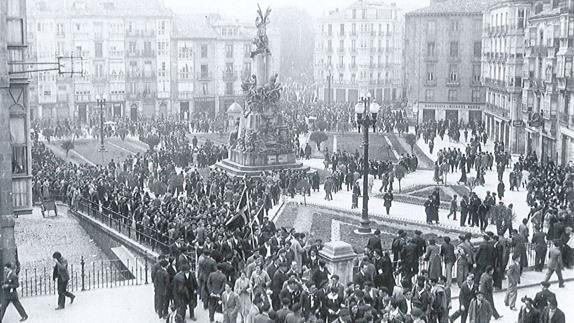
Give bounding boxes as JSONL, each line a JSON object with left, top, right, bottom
{"left": 217, "top": 5, "right": 304, "bottom": 176}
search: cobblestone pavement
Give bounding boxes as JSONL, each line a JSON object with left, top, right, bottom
{"left": 15, "top": 205, "right": 109, "bottom": 271}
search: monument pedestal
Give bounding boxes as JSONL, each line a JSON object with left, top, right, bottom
{"left": 216, "top": 150, "right": 307, "bottom": 176}
{"left": 319, "top": 241, "right": 357, "bottom": 286}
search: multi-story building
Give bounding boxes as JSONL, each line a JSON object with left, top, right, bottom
{"left": 521, "top": 0, "right": 574, "bottom": 164}
{"left": 314, "top": 0, "right": 403, "bottom": 104}
{"left": 2, "top": 0, "right": 32, "bottom": 266}
{"left": 172, "top": 14, "right": 280, "bottom": 118}
{"left": 482, "top": 0, "right": 531, "bottom": 154}
{"left": 27, "top": 0, "right": 172, "bottom": 122}
{"left": 405, "top": 0, "right": 488, "bottom": 123}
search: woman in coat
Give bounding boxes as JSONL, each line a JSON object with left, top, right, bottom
{"left": 424, "top": 239, "right": 442, "bottom": 280}
{"left": 234, "top": 271, "right": 251, "bottom": 322}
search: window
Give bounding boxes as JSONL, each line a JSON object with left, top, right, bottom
{"left": 351, "top": 73, "right": 356, "bottom": 83}
{"left": 474, "top": 41, "right": 481, "bottom": 57}
{"left": 427, "top": 42, "right": 435, "bottom": 56}
{"left": 449, "top": 64, "right": 458, "bottom": 81}
{"left": 225, "top": 82, "right": 234, "bottom": 95}
{"left": 244, "top": 43, "right": 251, "bottom": 58}
{"left": 450, "top": 20, "right": 460, "bottom": 31}
{"left": 472, "top": 64, "right": 481, "bottom": 82}
{"left": 225, "top": 63, "right": 234, "bottom": 73}
{"left": 351, "top": 56, "right": 356, "bottom": 65}
{"left": 144, "top": 41, "right": 152, "bottom": 54}
{"left": 362, "top": 9, "right": 367, "bottom": 19}
{"left": 352, "top": 23, "right": 356, "bottom": 35}
{"left": 158, "top": 21, "right": 166, "bottom": 35}
{"left": 340, "top": 24, "right": 345, "bottom": 35}
{"left": 201, "top": 44, "right": 208, "bottom": 58}
{"left": 448, "top": 90, "right": 457, "bottom": 101}
{"left": 10, "top": 116, "right": 27, "bottom": 175}
{"left": 425, "top": 89, "right": 434, "bottom": 101}
{"left": 327, "top": 40, "right": 332, "bottom": 51}
{"left": 339, "top": 39, "right": 344, "bottom": 50}
{"left": 339, "top": 73, "right": 343, "bottom": 82}
{"left": 517, "top": 9, "right": 525, "bottom": 29}
{"left": 202, "top": 83, "right": 208, "bottom": 95}
{"left": 449, "top": 41, "right": 459, "bottom": 57}
{"left": 200, "top": 64, "right": 208, "bottom": 78}
{"left": 339, "top": 56, "right": 344, "bottom": 66}
{"left": 426, "top": 64, "right": 435, "bottom": 81}
{"left": 472, "top": 90, "right": 481, "bottom": 102}
{"left": 225, "top": 44, "right": 233, "bottom": 58}
{"left": 327, "top": 24, "right": 332, "bottom": 35}
{"left": 128, "top": 41, "right": 136, "bottom": 54}
{"left": 95, "top": 42, "right": 103, "bottom": 58}
{"left": 352, "top": 9, "right": 357, "bottom": 19}
{"left": 427, "top": 21, "right": 436, "bottom": 35}
{"left": 56, "top": 23, "right": 64, "bottom": 36}
{"left": 351, "top": 40, "right": 356, "bottom": 50}
{"left": 159, "top": 62, "right": 167, "bottom": 77}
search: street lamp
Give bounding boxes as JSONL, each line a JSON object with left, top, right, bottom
{"left": 95, "top": 94, "right": 106, "bottom": 152}
{"left": 326, "top": 66, "right": 333, "bottom": 107}
{"left": 354, "top": 92, "right": 380, "bottom": 234}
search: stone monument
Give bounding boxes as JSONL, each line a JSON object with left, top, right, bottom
{"left": 217, "top": 5, "right": 306, "bottom": 176}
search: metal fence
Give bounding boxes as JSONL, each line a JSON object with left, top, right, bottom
{"left": 18, "top": 257, "right": 149, "bottom": 298}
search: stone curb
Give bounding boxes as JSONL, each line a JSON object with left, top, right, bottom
{"left": 283, "top": 199, "right": 482, "bottom": 236}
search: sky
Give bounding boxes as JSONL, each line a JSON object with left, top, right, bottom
{"left": 163, "top": 0, "right": 430, "bottom": 19}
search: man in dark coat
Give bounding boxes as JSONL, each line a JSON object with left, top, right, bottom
{"left": 474, "top": 235, "right": 494, "bottom": 280}
{"left": 0, "top": 262, "right": 28, "bottom": 322}
{"left": 52, "top": 251, "right": 75, "bottom": 310}
{"left": 540, "top": 297, "right": 565, "bottom": 323}
{"left": 449, "top": 273, "right": 476, "bottom": 323}
{"left": 172, "top": 263, "right": 199, "bottom": 322}
{"left": 207, "top": 264, "right": 227, "bottom": 322}
{"left": 533, "top": 281, "right": 556, "bottom": 312}
{"left": 366, "top": 230, "right": 382, "bottom": 253}
{"left": 271, "top": 262, "right": 289, "bottom": 311}
{"left": 153, "top": 259, "right": 170, "bottom": 319}
{"left": 197, "top": 250, "right": 217, "bottom": 310}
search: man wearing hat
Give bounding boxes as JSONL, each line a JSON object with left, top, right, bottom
{"left": 271, "top": 261, "right": 289, "bottom": 311}
{"left": 533, "top": 281, "right": 556, "bottom": 312}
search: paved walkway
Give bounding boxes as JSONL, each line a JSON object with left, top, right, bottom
{"left": 7, "top": 266, "right": 571, "bottom": 323}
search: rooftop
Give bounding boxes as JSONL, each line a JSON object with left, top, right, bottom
{"left": 28, "top": 0, "right": 172, "bottom": 18}
{"left": 406, "top": 0, "right": 490, "bottom": 16}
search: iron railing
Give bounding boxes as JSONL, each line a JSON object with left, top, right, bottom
{"left": 18, "top": 256, "right": 149, "bottom": 298}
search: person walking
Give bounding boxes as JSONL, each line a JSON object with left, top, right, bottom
{"left": 52, "top": 251, "right": 75, "bottom": 310}
{"left": 449, "top": 273, "right": 476, "bottom": 323}
{"left": 468, "top": 292, "right": 492, "bottom": 323}
{"left": 383, "top": 189, "right": 393, "bottom": 215}
{"left": 448, "top": 195, "right": 458, "bottom": 221}
{"left": 532, "top": 225, "right": 547, "bottom": 272}
{"left": 207, "top": 264, "right": 227, "bottom": 323}
{"left": 172, "top": 263, "right": 198, "bottom": 322}
{"left": 222, "top": 282, "right": 240, "bottom": 323}
{"left": 153, "top": 258, "right": 170, "bottom": 319}
{"left": 0, "top": 262, "right": 28, "bottom": 322}
{"left": 478, "top": 266, "right": 501, "bottom": 320}
{"left": 504, "top": 255, "right": 521, "bottom": 311}
{"left": 440, "top": 237, "right": 456, "bottom": 288}
{"left": 544, "top": 240, "right": 565, "bottom": 288}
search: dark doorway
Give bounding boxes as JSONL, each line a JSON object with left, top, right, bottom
{"left": 422, "top": 109, "right": 436, "bottom": 122}
{"left": 78, "top": 104, "right": 87, "bottom": 124}
{"left": 445, "top": 110, "right": 459, "bottom": 124}
{"left": 130, "top": 104, "right": 138, "bottom": 121}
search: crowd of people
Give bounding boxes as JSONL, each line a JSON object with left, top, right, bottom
{"left": 29, "top": 102, "right": 574, "bottom": 323}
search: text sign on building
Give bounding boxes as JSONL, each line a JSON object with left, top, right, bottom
{"left": 420, "top": 103, "right": 483, "bottom": 111}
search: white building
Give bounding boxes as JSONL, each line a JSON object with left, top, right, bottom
{"left": 315, "top": 0, "right": 404, "bottom": 104}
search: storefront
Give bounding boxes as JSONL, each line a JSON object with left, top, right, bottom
{"left": 194, "top": 96, "right": 216, "bottom": 118}
{"left": 417, "top": 102, "right": 484, "bottom": 123}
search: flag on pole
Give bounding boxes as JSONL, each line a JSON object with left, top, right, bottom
{"left": 225, "top": 184, "right": 249, "bottom": 228}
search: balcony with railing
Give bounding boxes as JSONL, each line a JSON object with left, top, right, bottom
{"left": 446, "top": 78, "right": 461, "bottom": 87}
{"left": 425, "top": 79, "right": 437, "bottom": 87}
{"left": 485, "top": 103, "right": 510, "bottom": 118}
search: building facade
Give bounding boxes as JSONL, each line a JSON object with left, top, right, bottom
{"left": 405, "top": 0, "right": 487, "bottom": 123}
{"left": 314, "top": 0, "right": 403, "bottom": 105}
{"left": 482, "top": 0, "right": 531, "bottom": 154}
{"left": 26, "top": 0, "right": 172, "bottom": 122}
{"left": 2, "top": 0, "right": 32, "bottom": 268}
{"left": 521, "top": 0, "right": 574, "bottom": 164}
{"left": 171, "top": 14, "right": 280, "bottom": 119}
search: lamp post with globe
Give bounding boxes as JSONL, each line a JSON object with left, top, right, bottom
{"left": 354, "top": 92, "right": 380, "bottom": 234}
